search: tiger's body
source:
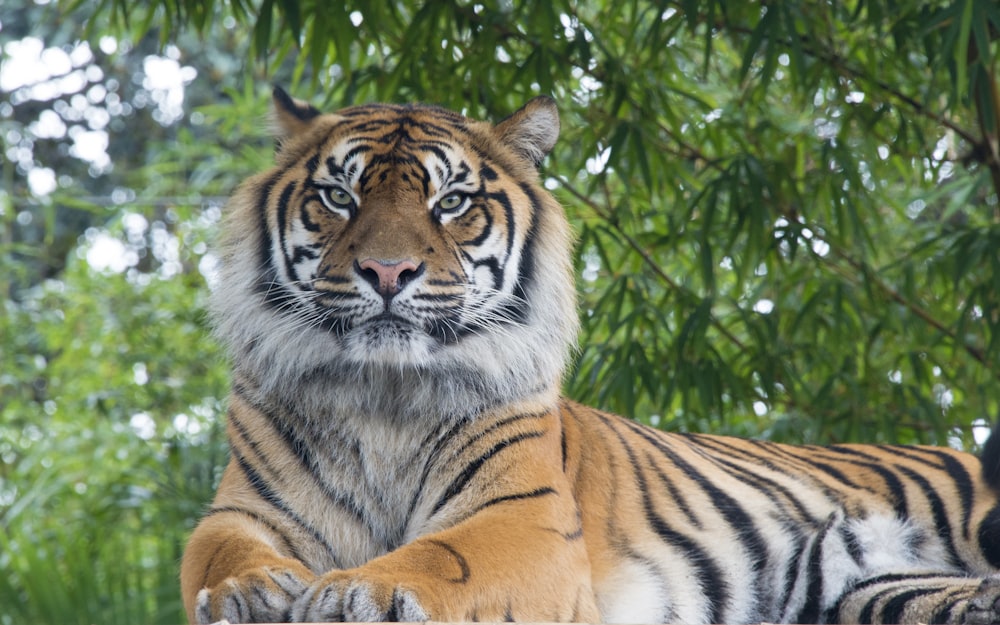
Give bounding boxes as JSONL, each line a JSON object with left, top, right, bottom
{"left": 181, "top": 90, "right": 1000, "bottom": 624}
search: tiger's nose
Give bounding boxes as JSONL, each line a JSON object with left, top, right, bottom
{"left": 355, "top": 258, "right": 424, "bottom": 298}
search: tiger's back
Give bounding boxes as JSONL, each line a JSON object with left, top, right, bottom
{"left": 181, "top": 90, "right": 1000, "bottom": 625}
{"left": 565, "top": 400, "right": 1000, "bottom": 623}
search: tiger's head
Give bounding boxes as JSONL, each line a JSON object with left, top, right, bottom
{"left": 212, "top": 88, "right": 577, "bottom": 420}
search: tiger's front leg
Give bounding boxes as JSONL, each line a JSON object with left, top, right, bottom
{"left": 181, "top": 511, "right": 317, "bottom": 624}
{"left": 292, "top": 494, "right": 600, "bottom": 622}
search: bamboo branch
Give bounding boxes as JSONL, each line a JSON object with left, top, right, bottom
{"left": 557, "top": 176, "right": 747, "bottom": 354}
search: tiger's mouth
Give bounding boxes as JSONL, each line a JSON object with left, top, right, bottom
{"left": 361, "top": 312, "right": 417, "bottom": 334}
{"left": 354, "top": 311, "right": 429, "bottom": 346}
{"left": 335, "top": 305, "right": 470, "bottom": 361}
{"left": 333, "top": 309, "right": 442, "bottom": 366}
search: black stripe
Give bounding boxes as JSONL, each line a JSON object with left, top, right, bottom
{"left": 810, "top": 459, "right": 865, "bottom": 489}
{"left": 645, "top": 454, "right": 702, "bottom": 529}
{"left": 421, "top": 144, "right": 454, "bottom": 179}
{"left": 290, "top": 244, "right": 318, "bottom": 265}
{"left": 856, "top": 462, "right": 910, "bottom": 518}
{"left": 298, "top": 191, "right": 323, "bottom": 233}
{"left": 426, "top": 539, "right": 471, "bottom": 583}
{"left": 433, "top": 430, "right": 546, "bottom": 515}
{"left": 888, "top": 446, "right": 975, "bottom": 540}
{"left": 304, "top": 152, "right": 320, "bottom": 175}
{"left": 408, "top": 411, "right": 536, "bottom": 528}
{"left": 205, "top": 505, "right": 306, "bottom": 562}
{"left": 858, "top": 586, "right": 895, "bottom": 624}
{"left": 471, "top": 257, "right": 504, "bottom": 294}
{"left": 846, "top": 572, "right": 953, "bottom": 591}
{"left": 777, "top": 529, "right": 809, "bottom": 620}
{"left": 269, "top": 417, "right": 373, "bottom": 531}
{"left": 412, "top": 292, "right": 461, "bottom": 302}
{"left": 473, "top": 487, "right": 557, "bottom": 514}
{"left": 256, "top": 173, "right": 280, "bottom": 271}
{"left": 314, "top": 275, "right": 352, "bottom": 284}
{"left": 385, "top": 590, "right": 400, "bottom": 621}
{"left": 493, "top": 189, "right": 515, "bottom": 259}
{"left": 827, "top": 448, "right": 910, "bottom": 517}
{"left": 459, "top": 200, "right": 495, "bottom": 247}
{"left": 833, "top": 572, "right": 956, "bottom": 619}
{"left": 711, "top": 437, "right": 859, "bottom": 507}
{"left": 505, "top": 181, "right": 542, "bottom": 324}
{"left": 225, "top": 406, "right": 352, "bottom": 565}
{"left": 825, "top": 444, "right": 883, "bottom": 461}
{"left": 926, "top": 451, "right": 975, "bottom": 540}
{"left": 881, "top": 587, "right": 946, "bottom": 623}
{"left": 841, "top": 523, "right": 865, "bottom": 564}
{"left": 450, "top": 411, "right": 548, "bottom": 460}
{"left": 404, "top": 418, "right": 471, "bottom": 523}
{"left": 794, "top": 514, "right": 837, "bottom": 623}
{"left": 253, "top": 174, "right": 300, "bottom": 311}
{"left": 896, "top": 464, "right": 962, "bottom": 567}
{"left": 276, "top": 180, "right": 301, "bottom": 284}
{"left": 594, "top": 411, "right": 725, "bottom": 623}
{"left": 788, "top": 443, "right": 910, "bottom": 517}
{"left": 230, "top": 446, "right": 342, "bottom": 566}
{"left": 620, "top": 420, "right": 769, "bottom": 598}
{"left": 930, "top": 587, "right": 975, "bottom": 624}
{"left": 559, "top": 407, "right": 569, "bottom": 473}
{"left": 230, "top": 388, "right": 374, "bottom": 535}
{"left": 231, "top": 578, "right": 251, "bottom": 620}
{"left": 326, "top": 145, "right": 372, "bottom": 176}
{"left": 684, "top": 435, "right": 823, "bottom": 524}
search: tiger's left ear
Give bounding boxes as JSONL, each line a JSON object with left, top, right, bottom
{"left": 271, "top": 86, "right": 322, "bottom": 139}
{"left": 494, "top": 96, "right": 560, "bottom": 168}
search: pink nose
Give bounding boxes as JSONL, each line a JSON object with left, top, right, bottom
{"left": 356, "top": 258, "right": 423, "bottom": 297}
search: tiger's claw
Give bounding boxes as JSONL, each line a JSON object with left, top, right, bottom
{"left": 291, "top": 571, "right": 430, "bottom": 622}
{"left": 195, "top": 566, "right": 312, "bottom": 624}
{"left": 962, "top": 575, "right": 1000, "bottom": 625}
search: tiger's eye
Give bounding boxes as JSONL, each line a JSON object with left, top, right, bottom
{"left": 438, "top": 194, "right": 464, "bottom": 212}
{"left": 321, "top": 187, "right": 353, "bottom": 207}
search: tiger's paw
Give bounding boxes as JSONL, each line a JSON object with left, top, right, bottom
{"left": 962, "top": 575, "right": 1000, "bottom": 625}
{"left": 291, "top": 570, "right": 431, "bottom": 622}
{"left": 195, "top": 566, "right": 314, "bottom": 624}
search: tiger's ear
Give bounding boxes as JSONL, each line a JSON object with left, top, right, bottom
{"left": 494, "top": 96, "right": 560, "bottom": 168}
{"left": 271, "top": 86, "right": 321, "bottom": 139}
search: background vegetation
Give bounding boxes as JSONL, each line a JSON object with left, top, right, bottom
{"left": 2, "top": 0, "right": 999, "bottom": 622}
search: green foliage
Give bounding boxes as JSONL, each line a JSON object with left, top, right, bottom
{"left": 0, "top": 247, "right": 229, "bottom": 623}
{"left": 3, "top": 0, "right": 1000, "bottom": 622}
{"left": 1, "top": 71, "right": 268, "bottom": 623}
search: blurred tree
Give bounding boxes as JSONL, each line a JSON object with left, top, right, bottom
{"left": 2, "top": 0, "right": 999, "bottom": 622}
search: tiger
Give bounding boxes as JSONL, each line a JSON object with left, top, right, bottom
{"left": 180, "top": 87, "right": 1000, "bottom": 625}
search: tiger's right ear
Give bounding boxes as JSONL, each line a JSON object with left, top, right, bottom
{"left": 493, "top": 96, "right": 560, "bottom": 168}
{"left": 271, "top": 86, "right": 321, "bottom": 139}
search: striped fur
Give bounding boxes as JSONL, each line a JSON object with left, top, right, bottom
{"left": 180, "top": 90, "right": 1000, "bottom": 624}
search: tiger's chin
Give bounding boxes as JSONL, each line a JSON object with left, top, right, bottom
{"left": 340, "top": 317, "right": 438, "bottom": 367}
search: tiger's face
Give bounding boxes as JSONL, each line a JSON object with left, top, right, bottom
{"left": 279, "top": 106, "right": 536, "bottom": 364}
{"left": 211, "top": 90, "right": 577, "bottom": 419}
